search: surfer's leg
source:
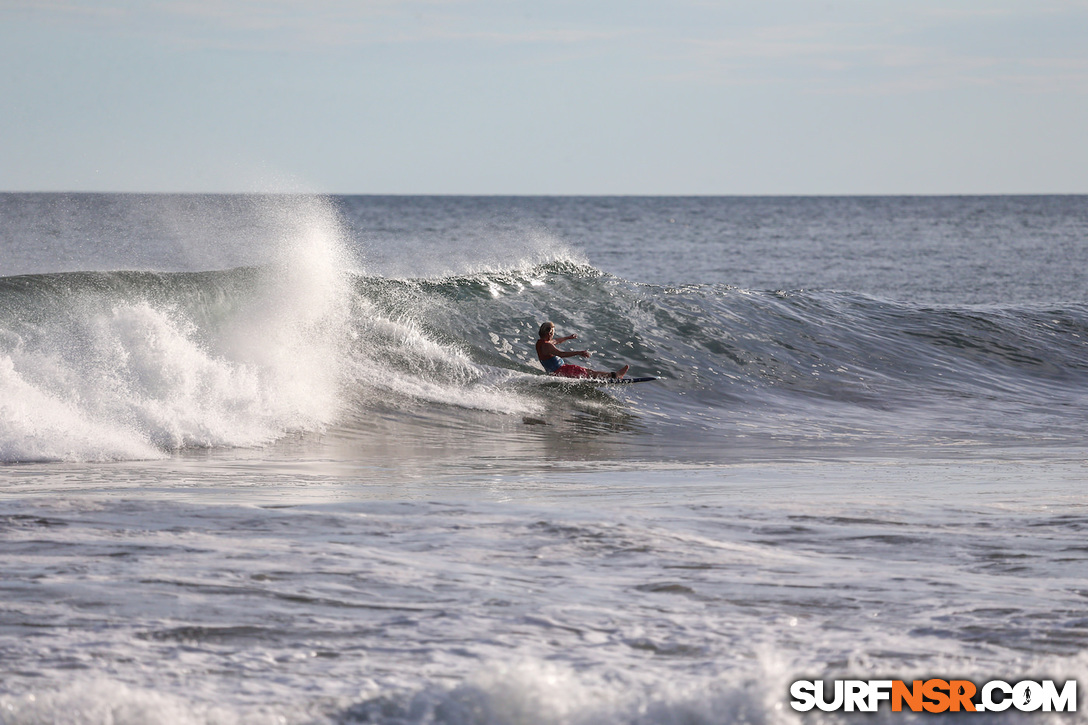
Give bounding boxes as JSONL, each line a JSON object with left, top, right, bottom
{"left": 556, "top": 364, "right": 628, "bottom": 380}
{"left": 557, "top": 364, "right": 608, "bottom": 379}
{"left": 555, "top": 364, "right": 591, "bottom": 378}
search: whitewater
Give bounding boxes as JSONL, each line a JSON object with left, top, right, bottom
{"left": 1, "top": 194, "right": 1087, "bottom": 724}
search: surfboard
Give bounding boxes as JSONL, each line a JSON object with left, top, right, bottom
{"left": 541, "top": 375, "right": 657, "bottom": 386}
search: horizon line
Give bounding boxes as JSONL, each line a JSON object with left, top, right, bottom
{"left": 3, "top": 190, "right": 1087, "bottom": 198}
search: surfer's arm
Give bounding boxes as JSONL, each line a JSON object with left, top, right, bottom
{"left": 538, "top": 340, "right": 590, "bottom": 359}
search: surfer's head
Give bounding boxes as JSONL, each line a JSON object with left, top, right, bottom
{"left": 539, "top": 321, "right": 554, "bottom": 340}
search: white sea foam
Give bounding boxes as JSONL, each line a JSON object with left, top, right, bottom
{"left": 0, "top": 197, "right": 356, "bottom": 463}
{"left": 0, "top": 352, "right": 163, "bottom": 462}
{"left": 387, "top": 658, "right": 792, "bottom": 725}
{"left": 343, "top": 308, "right": 540, "bottom": 417}
{"left": 6, "top": 654, "right": 1083, "bottom": 725}
{"left": 0, "top": 667, "right": 784, "bottom": 725}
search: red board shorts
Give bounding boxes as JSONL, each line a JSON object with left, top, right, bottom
{"left": 554, "top": 364, "right": 591, "bottom": 379}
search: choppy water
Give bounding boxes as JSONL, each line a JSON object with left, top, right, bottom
{"left": 1, "top": 194, "right": 1087, "bottom": 724}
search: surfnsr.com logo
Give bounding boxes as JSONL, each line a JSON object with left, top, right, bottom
{"left": 790, "top": 679, "right": 1077, "bottom": 713}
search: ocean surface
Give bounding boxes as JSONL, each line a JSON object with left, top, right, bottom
{"left": 1, "top": 194, "right": 1087, "bottom": 723}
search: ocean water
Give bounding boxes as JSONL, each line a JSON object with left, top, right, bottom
{"left": 1, "top": 194, "right": 1087, "bottom": 724}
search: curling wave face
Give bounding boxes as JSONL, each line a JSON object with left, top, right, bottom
{"left": 2, "top": 254, "right": 1088, "bottom": 463}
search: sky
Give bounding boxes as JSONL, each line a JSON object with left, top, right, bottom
{"left": 2, "top": 0, "right": 1087, "bottom": 194}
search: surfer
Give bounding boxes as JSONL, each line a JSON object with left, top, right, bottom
{"left": 536, "top": 321, "right": 629, "bottom": 380}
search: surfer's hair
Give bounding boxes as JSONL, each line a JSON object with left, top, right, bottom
{"left": 539, "top": 321, "right": 554, "bottom": 339}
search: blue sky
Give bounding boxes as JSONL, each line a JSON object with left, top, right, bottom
{"left": 2, "top": 0, "right": 1087, "bottom": 194}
